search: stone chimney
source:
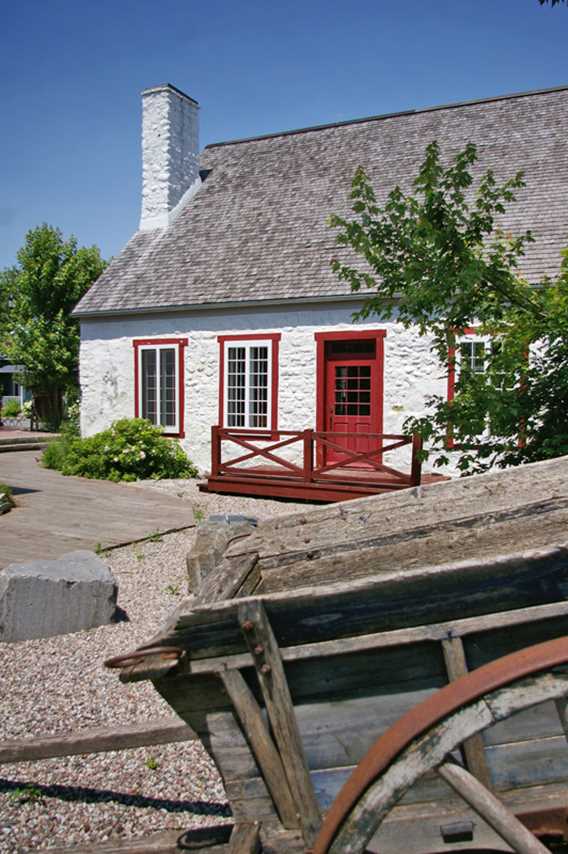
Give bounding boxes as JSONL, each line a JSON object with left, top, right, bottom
{"left": 140, "top": 83, "right": 200, "bottom": 231}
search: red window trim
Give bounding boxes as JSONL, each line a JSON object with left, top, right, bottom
{"left": 132, "top": 338, "right": 188, "bottom": 438}
{"left": 314, "top": 330, "right": 387, "bottom": 342}
{"left": 447, "top": 327, "right": 477, "bottom": 404}
{"left": 314, "top": 329, "right": 387, "bottom": 443}
{"left": 447, "top": 327, "right": 527, "bottom": 450}
{"left": 217, "top": 333, "right": 281, "bottom": 435}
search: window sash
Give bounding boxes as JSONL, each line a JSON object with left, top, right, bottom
{"left": 138, "top": 345, "right": 179, "bottom": 433}
{"left": 223, "top": 340, "right": 273, "bottom": 430}
{"left": 456, "top": 337, "right": 488, "bottom": 381}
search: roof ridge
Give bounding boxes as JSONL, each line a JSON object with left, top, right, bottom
{"left": 205, "top": 83, "right": 568, "bottom": 149}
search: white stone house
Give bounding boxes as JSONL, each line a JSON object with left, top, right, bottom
{"left": 73, "top": 83, "right": 568, "bottom": 490}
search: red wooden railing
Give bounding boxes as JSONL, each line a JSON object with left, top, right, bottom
{"left": 211, "top": 427, "right": 423, "bottom": 487}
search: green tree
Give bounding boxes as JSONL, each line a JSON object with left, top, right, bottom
{"left": 328, "top": 142, "right": 568, "bottom": 474}
{"left": 0, "top": 267, "right": 18, "bottom": 340}
{"left": 1, "top": 225, "right": 105, "bottom": 429}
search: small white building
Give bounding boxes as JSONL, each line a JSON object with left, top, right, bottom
{"left": 74, "top": 83, "right": 568, "bottom": 499}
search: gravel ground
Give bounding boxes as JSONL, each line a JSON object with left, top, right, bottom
{"left": 0, "top": 480, "right": 314, "bottom": 852}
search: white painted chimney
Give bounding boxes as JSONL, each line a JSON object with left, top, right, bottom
{"left": 140, "top": 83, "right": 200, "bottom": 231}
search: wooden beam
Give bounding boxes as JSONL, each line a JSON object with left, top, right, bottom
{"left": 229, "top": 822, "right": 261, "bottom": 854}
{"left": 29, "top": 824, "right": 233, "bottom": 854}
{"left": 120, "top": 599, "right": 568, "bottom": 683}
{"left": 441, "top": 635, "right": 493, "bottom": 790}
{"left": 438, "top": 760, "right": 549, "bottom": 854}
{"left": 203, "top": 598, "right": 568, "bottom": 667}
{"left": 220, "top": 669, "right": 298, "bottom": 829}
{"left": 554, "top": 696, "right": 568, "bottom": 744}
{"left": 238, "top": 600, "right": 321, "bottom": 847}
{"left": 0, "top": 717, "right": 196, "bottom": 765}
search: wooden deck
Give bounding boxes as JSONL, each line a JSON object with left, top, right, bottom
{"left": 202, "top": 427, "right": 447, "bottom": 502}
{"left": 0, "top": 450, "right": 194, "bottom": 568}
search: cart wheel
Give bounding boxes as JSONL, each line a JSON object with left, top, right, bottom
{"left": 312, "top": 636, "right": 568, "bottom": 854}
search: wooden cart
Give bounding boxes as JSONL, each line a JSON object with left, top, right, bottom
{"left": 107, "top": 538, "right": 568, "bottom": 854}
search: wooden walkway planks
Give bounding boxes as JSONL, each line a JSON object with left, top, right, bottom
{"left": 0, "top": 450, "right": 194, "bottom": 568}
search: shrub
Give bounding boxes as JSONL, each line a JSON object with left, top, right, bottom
{"left": 42, "top": 417, "right": 80, "bottom": 471}
{"left": 1, "top": 399, "right": 21, "bottom": 417}
{"left": 43, "top": 418, "right": 198, "bottom": 482}
{"left": 0, "top": 482, "right": 14, "bottom": 511}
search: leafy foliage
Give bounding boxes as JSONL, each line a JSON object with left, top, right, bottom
{"left": 1, "top": 225, "right": 105, "bottom": 429}
{"left": 329, "top": 142, "right": 568, "bottom": 473}
{"left": 43, "top": 418, "right": 198, "bottom": 482}
{"left": 539, "top": 0, "right": 567, "bottom": 5}
{"left": 1, "top": 399, "right": 21, "bottom": 417}
{"left": 0, "top": 267, "right": 18, "bottom": 340}
{"left": 0, "top": 482, "right": 13, "bottom": 496}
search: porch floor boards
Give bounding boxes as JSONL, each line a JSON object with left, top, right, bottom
{"left": 201, "top": 464, "right": 447, "bottom": 503}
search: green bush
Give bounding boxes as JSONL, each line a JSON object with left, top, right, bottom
{"left": 0, "top": 482, "right": 14, "bottom": 509}
{"left": 43, "top": 418, "right": 198, "bottom": 482}
{"left": 42, "top": 417, "right": 80, "bottom": 471}
{"left": 1, "top": 399, "right": 21, "bottom": 417}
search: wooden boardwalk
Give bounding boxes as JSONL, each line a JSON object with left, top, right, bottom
{"left": 0, "top": 451, "right": 194, "bottom": 568}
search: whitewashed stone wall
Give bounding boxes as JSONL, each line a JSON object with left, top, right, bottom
{"left": 79, "top": 300, "right": 451, "bottom": 476}
{"left": 140, "top": 85, "right": 200, "bottom": 231}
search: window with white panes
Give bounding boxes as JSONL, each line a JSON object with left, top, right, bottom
{"left": 138, "top": 344, "right": 180, "bottom": 433}
{"left": 457, "top": 337, "right": 487, "bottom": 382}
{"left": 224, "top": 340, "right": 272, "bottom": 429}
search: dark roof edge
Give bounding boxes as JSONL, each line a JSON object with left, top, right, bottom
{"left": 205, "top": 83, "right": 568, "bottom": 149}
{"left": 142, "top": 83, "right": 199, "bottom": 106}
{"left": 73, "top": 293, "right": 366, "bottom": 320}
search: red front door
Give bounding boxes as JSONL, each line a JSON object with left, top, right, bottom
{"left": 323, "top": 338, "right": 382, "bottom": 465}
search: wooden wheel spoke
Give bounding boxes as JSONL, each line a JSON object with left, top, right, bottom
{"left": 437, "top": 759, "right": 550, "bottom": 854}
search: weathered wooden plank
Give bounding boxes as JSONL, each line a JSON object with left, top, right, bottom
{"left": 238, "top": 600, "right": 321, "bottom": 846}
{"left": 220, "top": 669, "right": 298, "bottom": 828}
{"left": 372, "top": 780, "right": 568, "bottom": 854}
{"left": 437, "top": 760, "right": 549, "bottom": 854}
{"left": 0, "top": 717, "right": 196, "bottom": 764}
{"left": 554, "top": 695, "right": 568, "bottom": 744}
{"left": 255, "top": 507, "right": 568, "bottom": 593}
{"left": 228, "top": 792, "right": 279, "bottom": 822}
{"left": 150, "top": 548, "right": 568, "bottom": 665}
{"left": 222, "top": 727, "right": 568, "bottom": 818}
{"left": 222, "top": 460, "right": 568, "bottom": 573}
{"left": 197, "top": 554, "right": 259, "bottom": 606}
{"left": 258, "top": 826, "right": 305, "bottom": 854}
{"left": 121, "top": 596, "right": 568, "bottom": 686}
{"left": 116, "top": 600, "right": 564, "bottom": 691}
{"left": 38, "top": 825, "right": 233, "bottom": 854}
{"left": 441, "top": 636, "right": 493, "bottom": 789}
{"left": 228, "top": 822, "right": 261, "bottom": 854}
{"left": 326, "top": 670, "right": 568, "bottom": 853}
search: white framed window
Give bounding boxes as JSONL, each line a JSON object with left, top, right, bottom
{"left": 223, "top": 339, "right": 273, "bottom": 430}
{"left": 456, "top": 335, "right": 489, "bottom": 382}
{"left": 133, "top": 338, "right": 187, "bottom": 436}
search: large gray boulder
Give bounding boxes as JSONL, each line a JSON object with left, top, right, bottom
{"left": 0, "top": 550, "right": 118, "bottom": 643}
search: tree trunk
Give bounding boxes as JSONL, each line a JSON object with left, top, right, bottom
{"left": 33, "top": 389, "right": 64, "bottom": 431}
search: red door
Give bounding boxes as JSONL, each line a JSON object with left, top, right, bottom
{"left": 323, "top": 338, "right": 382, "bottom": 465}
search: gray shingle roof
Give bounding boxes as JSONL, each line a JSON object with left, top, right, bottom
{"left": 74, "top": 86, "right": 568, "bottom": 317}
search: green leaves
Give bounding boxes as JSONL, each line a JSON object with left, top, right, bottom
{"left": 1, "top": 225, "right": 106, "bottom": 428}
{"left": 44, "top": 418, "right": 198, "bottom": 482}
{"left": 329, "top": 141, "right": 568, "bottom": 474}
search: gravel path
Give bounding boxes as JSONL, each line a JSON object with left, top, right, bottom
{"left": 0, "top": 480, "right": 314, "bottom": 852}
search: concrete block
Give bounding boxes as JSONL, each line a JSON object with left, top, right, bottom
{"left": 0, "top": 550, "right": 118, "bottom": 643}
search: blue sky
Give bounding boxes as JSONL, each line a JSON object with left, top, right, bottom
{"left": 0, "top": 0, "right": 566, "bottom": 267}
